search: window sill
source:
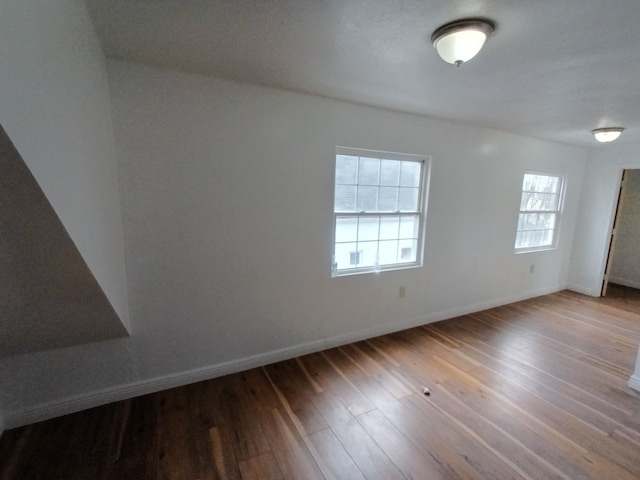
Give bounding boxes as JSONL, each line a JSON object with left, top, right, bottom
{"left": 514, "top": 246, "right": 557, "bottom": 255}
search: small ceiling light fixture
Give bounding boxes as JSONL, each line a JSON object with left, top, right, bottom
{"left": 431, "top": 19, "right": 495, "bottom": 66}
{"left": 592, "top": 127, "right": 625, "bottom": 143}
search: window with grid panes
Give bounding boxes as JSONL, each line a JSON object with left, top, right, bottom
{"left": 332, "top": 147, "right": 429, "bottom": 276}
{"left": 515, "top": 172, "right": 564, "bottom": 253}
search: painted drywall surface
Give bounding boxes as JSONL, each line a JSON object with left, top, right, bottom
{"left": 110, "top": 62, "right": 587, "bottom": 377}
{"left": 567, "top": 145, "right": 640, "bottom": 295}
{"left": 0, "top": 58, "right": 588, "bottom": 426}
{"left": 632, "top": 353, "right": 640, "bottom": 392}
{"left": 0, "top": 126, "right": 127, "bottom": 356}
{"left": 0, "top": 0, "right": 129, "bottom": 326}
{"left": 609, "top": 170, "right": 640, "bottom": 288}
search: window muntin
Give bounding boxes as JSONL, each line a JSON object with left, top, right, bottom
{"left": 515, "top": 172, "right": 564, "bottom": 252}
{"left": 332, "top": 148, "right": 428, "bottom": 276}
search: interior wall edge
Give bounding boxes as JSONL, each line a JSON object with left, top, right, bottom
{"left": 629, "top": 374, "right": 640, "bottom": 393}
{"left": 1, "top": 284, "right": 565, "bottom": 429}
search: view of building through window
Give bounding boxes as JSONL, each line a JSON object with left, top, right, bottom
{"left": 515, "top": 172, "right": 564, "bottom": 252}
{"left": 332, "top": 148, "right": 428, "bottom": 276}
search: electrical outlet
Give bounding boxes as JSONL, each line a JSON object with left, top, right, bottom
{"left": 530, "top": 264, "right": 535, "bottom": 273}
{"left": 399, "top": 286, "right": 406, "bottom": 298}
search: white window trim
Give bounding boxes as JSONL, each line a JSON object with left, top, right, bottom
{"left": 514, "top": 170, "right": 565, "bottom": 254}
{"left": 332, "top": 146, "right": 430, "bottom": 277}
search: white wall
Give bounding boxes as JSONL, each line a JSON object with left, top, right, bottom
{"left": 631, "top": 354, "right": 640, "bottom": 393}
{"left": 567, "top": 143, "right": 640, "bottom": 391}
{"left": 0, "top": 0, "right": 129, "bottom": 326}
{"left": 0, "top": 57, "right": 589, "bottom": 427}
{"left": 109, "top": 60, "right": 589, "bottom": 376}
{"left": 568, "top": 145, "right": 640, "bottom": 295}
{"left": 609, "top": 170, "right": 640, "bottom": 288}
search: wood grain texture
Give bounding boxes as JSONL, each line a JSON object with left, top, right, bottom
{"left": 1, "top": 288, "right": 639, "bottom": 479}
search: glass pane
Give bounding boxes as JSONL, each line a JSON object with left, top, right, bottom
{"left": 378, "top": 187, "right": 398, "bottom": 211}
{"left": 357, "top": 216, "right": 380, "bottom": 242}
{"left": 356, "top": 186, "right": 378, "bottom": 211}
{"left": 378, "top": 240, "right": 398, "bottom": 266}
{"left": 520, "top": 192, "right": 534, "bottom": 210}
{"left": 399, "top": 215, "right": 419, "bottom": 239}
{"left": 523, "top": 173, "right": 560, "bottom": 194}
{"left": 335, "top": 155, "right": 357, "bottom": 184}
{"left": 380, "top": 160, "right": 400, "bottom": 186}
{"left": 334, "top": 185, "right": 356, "bottom": 211}
{"left": 379, "top": 216, "right": 400, "bottom": 240}
{"left": 398, "top": 187, "right": 419, "bottom": 211}
{"left": 358, "top": 241, "right": 378, "bottom": 268}
{"left": 523, "top": 230, "right": 535, "bottom": 247}
{"left": 335, "top": 216, "right": 358, "bottom": 243}
{"left": 533, "top": 229, "right": 544, "bottom": 246}
{"left": 524, "top": 193, "right": 558, "bottom": 211}
{"left": 546, "top": 214, "right": 556, "bottom": 229}
{"left": 398, "top": 239, "right": 418, "bottom": 263}
{"left": 541, "top": 193, "right": 559, "bottom": 210}
{"left": 519, "top": 213, "right": 536, "bottom": 231}
{"left": 400, "top": 161, "right": 421, "bottom": 187}
{"left": 515, "top": 231, "right": 524, "bottom": 249}
{"left": 544, "top": 229, "right": 554, "bottom": 245}
{"left": 358, "top": 157, "right": 380, "bottom": 185}
{"left": 522, "top": 174, "right": 536, "bottom": 192}
{"left": 334, "top": 242, "right": 356, "bottom": 271}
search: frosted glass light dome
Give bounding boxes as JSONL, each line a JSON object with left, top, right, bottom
{"left": 432, "top": 20, "right": 494, "bottom": 66}
{"left": 592, "top": 127, "right": 624, "bottom": 143}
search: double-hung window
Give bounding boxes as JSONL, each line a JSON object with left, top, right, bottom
{"left": 515, "top": 171, "right": 564, "bottom": 253}
{"left": 332, "top": 147, "right": 429, "bottom": 276}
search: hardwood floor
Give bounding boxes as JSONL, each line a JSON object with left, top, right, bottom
{"left": 1, "top": 290, "right": 640, "bottom": 479}
{"left": 601, "top": 283, "right": 640, "bottom": 315}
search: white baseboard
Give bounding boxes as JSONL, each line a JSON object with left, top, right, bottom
{"left": 608, "top": 277, "right": 640, "bottom": 290}
{"left": 566, "top": 283, "right": 601, "bottom": 297}
{"left": 3, "top": 285, "right": 565, "bottom": 429}
{"left": 629, "top": 375, "right": 640, "bottom": 393}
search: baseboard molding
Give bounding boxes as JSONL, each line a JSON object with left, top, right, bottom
{"left": 566, "top": 283, "right": 601, "bottom": 297}
{"left": 3, "top": 285, "right": 565, "bottom": 429}
{"left": 608, "top": 277, "right": 640, "bottom": 290}
{"left": 629, "top": 375, "right": 640, "bottom": 393}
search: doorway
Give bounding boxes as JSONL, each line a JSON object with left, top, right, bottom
{"left": 602, "top": 169, "right": 640, "bottom": 298}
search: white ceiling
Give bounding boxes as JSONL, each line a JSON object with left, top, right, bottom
{"left": 85, "top": 0, "right": 640, "bottom": 147}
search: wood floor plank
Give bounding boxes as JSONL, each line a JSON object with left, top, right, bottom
{"left": 238, "top": 452, "right": 284, "bottom": 480}
{"left": 263, "top": 361, "right": 328, "bottom": 436}
{"left": 259, "top": 407, "right": 325, "bottom": 480}
{"left": 207, "top": 374, "right": 272, "bottom": 462}
{"left": 356, "top": 408, "right": 450, "bottom": 479}
{"left": 308, "top": 428, "right": 366, "bottom": 480}
{"left": 297, "top": 351, "right": 375, "bottom": 416}
{"left": 192, "top": 427, "right": 242, "bottom": 480}
{"left": 339, "top": 342, "right": 413, "bottom": 399}
{"left": 310, "top": 390, "right": 406, "bottom": 480}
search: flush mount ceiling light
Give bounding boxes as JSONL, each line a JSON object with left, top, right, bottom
{"left": 431, "top": 19, "right": 495, "bottom": 66}
{"left": 592, "top": 127, "right": 625, "bottom": 143}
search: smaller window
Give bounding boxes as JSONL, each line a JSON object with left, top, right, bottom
{"left": 515, "top": 172, "right": 564, "bottom": 253}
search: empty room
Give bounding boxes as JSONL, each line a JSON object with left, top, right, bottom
{"left": 1, "top": 0, "right": 640, "bottom": 478}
